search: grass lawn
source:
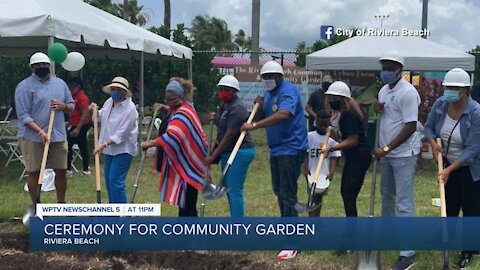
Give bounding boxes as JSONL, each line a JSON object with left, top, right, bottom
{"left": 0, "top": 128, "right": 477, "bottom": 269}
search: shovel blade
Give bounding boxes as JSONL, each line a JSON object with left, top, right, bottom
{"left": 22, "top": 205, "right": 36, "bottom": 228}
{"left": 295, "top": 201, "right": 322, "bottom": 213}
{"left": 356, "top": 250, "right": 381, "bottom": 270}
{"left": 202, "top": 183, "right": 218, "bottom": 198}
{"left": 203, "top": 186, "right": 230, "bottom": 200}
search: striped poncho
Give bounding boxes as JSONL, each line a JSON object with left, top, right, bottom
{"left": 155, "top": 103, "right": 209, "bottom": 207}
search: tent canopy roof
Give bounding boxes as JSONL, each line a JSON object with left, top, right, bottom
{"left": 0, "top": 0, "right": 192, "bottom": 60}
{"left": 306, "top": 36, "right": 474, "bottom": 71}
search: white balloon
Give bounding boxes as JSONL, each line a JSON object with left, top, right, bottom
{"left": 61, "top": 52, "right": 85, "bottom": 71}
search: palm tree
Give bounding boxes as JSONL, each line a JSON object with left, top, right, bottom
{"left": 164, "top": 0, "right": 171, "bottom": 30}
{"left": 234, "top": 29, "right": 252, "bottom": 52}
{"left": 190, "top": 15, "right": 235, "bottom": 52}
{"left": 118, "top": 0, "right": 147, "bottom": 26}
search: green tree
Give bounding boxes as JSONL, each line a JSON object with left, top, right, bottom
{"left": 118, "top": 0, "right": 147, "bottom": 26}
{"left": 190, "top": 15, "right": 235, "bottom": 52}
{"left": 234, "top": 29, "right": 252, "bottom": 52}
{"left": 85, "top": 0, "right": 120, "bottom": 15}
{"left": 469, "top": 45, "right": 480, "bottom": 86}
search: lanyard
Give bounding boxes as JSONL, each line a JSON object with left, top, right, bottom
{"left": 445, "top": 114, "right": 464, "bottom": 157}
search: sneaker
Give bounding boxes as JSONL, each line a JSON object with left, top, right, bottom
{"left": 66, "top": 170, "right": 73, "bottom": 177}
{"left": 456, "top": 252, "right": 472, "bottom": 269}
{"left": 391, "top": 255, "right": 416, "bottom": 270}
{"left": 81, "top": 169, "right": 91, "bottom": 176}
{"left": 277, "top": 250, "right": 298, "bottom": 260}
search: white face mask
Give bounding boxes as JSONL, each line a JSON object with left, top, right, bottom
{"left": 262, "top": 79, "right": 277, "bottom": 91}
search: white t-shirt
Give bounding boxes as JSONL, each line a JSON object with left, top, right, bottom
{"left": 378, "top": 78, "right": 421, "bottom": 157}
{"left": 307, "top": 131, "right": 341, "bottom": 176}
{"left": 440, "top": 114, "right": 463, "bottom": 163}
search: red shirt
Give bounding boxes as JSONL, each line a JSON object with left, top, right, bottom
{"left": 69, "top": 90, "right": 91, "bottom": 126}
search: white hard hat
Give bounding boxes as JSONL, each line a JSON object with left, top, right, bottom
{"left": 379, "top": 49, "right": 404, "bottom": 67}
{"left": 325, "top": 81, "right": 351, "bottom": 98}
{"left": 217, "top": 75, "right": 240, "bottom": 91}
{"left": 260, "top": 61, "right": 284, "bottom": 75}
{"left": 29, "top": 52, "right": 51, "bottom": 66}
{"left": 442, "top": 68, "right": 471, "bottom": 87}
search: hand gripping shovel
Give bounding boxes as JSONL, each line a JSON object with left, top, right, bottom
{"left": 295, "top": 126, "right": 332, "bottom": 213}
{"left": 22, "top": 109, "right": 55, "bottom": 228}
{"left": 199, "top": 119, "right": 215, "bottom": 217}
{"left": 203, "top": 102, "right": 260, "bottom": 200}
{"left": 436, "top": 138, "right": 449, "bottom": 270}
{"left": 129, "top": 108, "right": 159, "bottom": 203}
{"left": 356, "top": 118, "right": 381, "bottom": 270}
{"left": 93, "top": 106, "right": 102, "bottom": 203}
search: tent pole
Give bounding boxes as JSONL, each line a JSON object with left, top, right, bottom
{"left": 139, "top": 51, "right": 145, "bottom": 151}
{"left": 48, "top": 36, "right": 55, "bottom": 75}
{"left": 188, "top": 59, "right": 193, "bottom": 82}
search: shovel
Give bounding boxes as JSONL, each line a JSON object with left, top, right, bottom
{"left": 436, "top": 138, "right": 449, "bottom": 270}
{"left": 356, "top": 118, "right": 381, "bottom": 270}
{"left": 129, "top": 108, "right": 159, "bottom": 203}
{"left": 203, "top": 102, "right": 260, "bottom": 200}
{"left": 92, "top": 106, "right": 101, "bottom": 203}
{"left": 295, "top": 126, "right": 332, "bottom": 213}
{"left": 199, "top": 119, "right": 215, "bottom": 217}
{"left": 22, "top": 109, "right": 55, "bottom": 227}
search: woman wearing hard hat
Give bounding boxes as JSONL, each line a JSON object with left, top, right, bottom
{"left": 320, "top": 81, "right": 372, "bottom": 217}
{"left": 424, "top": 68, "right": 480, "bottom": 268}
{"left": 204, "top": 75, "right": 256, "bottom": 217}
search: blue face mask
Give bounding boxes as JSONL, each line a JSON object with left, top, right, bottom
{"left": 380, "top": 70, "right": 399, "bottom": 85}
{"left": 442, "top": 89, "right": 461, "bottom": 103}
{"left": 111, "top": 89, "right": 126, "bottom": 102}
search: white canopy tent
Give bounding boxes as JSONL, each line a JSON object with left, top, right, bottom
{"left": 0, "top": 0, "right": 193, "bottom": 121}
{"left": 306, "top": 36, "right": 475, "bottom": 71}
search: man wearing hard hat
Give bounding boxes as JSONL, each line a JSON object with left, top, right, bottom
{"left": 372, "top": 50, "right": 421, "bottom": 270}
{"left": 242, "top": 60, "right": 308, "bottom": 260}
{"left": 15, "top": 52, "right": 74, "bottom": 204}
{"left": 424, "top": 68, "right": 480, "bottom": 268}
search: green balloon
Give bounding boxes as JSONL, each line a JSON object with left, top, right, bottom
{"left": 47, "top": 43, "right": 68, "bottom": 63}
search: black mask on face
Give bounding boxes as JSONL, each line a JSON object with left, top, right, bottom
{"left": 328, "top": 100, "right": 342, "bottom": 111}
{"left": 34, "top": 67, "right": 50, "bottom": 78}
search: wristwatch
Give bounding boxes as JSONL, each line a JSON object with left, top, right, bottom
{"left": 252, "top": 122, "right": 257, "bottom": 128}
{"left": 382, "top": 146, "right": 390, "bottom": 153}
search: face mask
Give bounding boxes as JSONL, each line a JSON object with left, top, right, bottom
{"left": 442, "top": 89, "right": 461, "bottom": 103}
{"left": 380, "top": 70, "right": 399, "bottom": 85}
{"left": 34, "top": 67, "right": 50, "bottom": 78}
{"left": 218, "top": 91, "right": 235, "bottom": 102}
{"left": 262, "top": 79, "right": 277, "bottom": 91}
{"left": 110, "top": 89, "right": 126, "bottom": 102}
{"left": 328, "top": 100, "right": 342, "bottom": 111}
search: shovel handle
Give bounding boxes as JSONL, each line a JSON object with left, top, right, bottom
{"left": 311, "top": 126, "right": 332, "bottom": 185}
{"left": 436, "top": 138, "right": 447, "bottom": 217}
{"left": 36, "top": 109, "right": 55, "bottom": 203}
{"left": 93, "top": 106, "right": 101, "bottom": 198}
{"left": 226, "top": 103, "right": 259, "bottom": 165}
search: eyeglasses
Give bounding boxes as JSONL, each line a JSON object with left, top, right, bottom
{"left": 164, "top": 97, "right": 179, "bottom": 103}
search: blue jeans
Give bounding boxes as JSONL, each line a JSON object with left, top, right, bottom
{"left": 103, "top": 153, "right": 133, "bottom": 203}
{"left": 221, "top": 147, "right": 256, "bottom": 217}
{"left": 380, "top": 154, "right": 417, "bottom": 257}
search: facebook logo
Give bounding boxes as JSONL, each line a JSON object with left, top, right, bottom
{"left": 321, "top": 25, "right": 335, "bottom": 40}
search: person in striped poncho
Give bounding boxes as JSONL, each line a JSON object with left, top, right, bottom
{"left": 141, "top": 78, "right": 209, "bottom": 216}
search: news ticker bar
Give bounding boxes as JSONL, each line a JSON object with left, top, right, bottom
{"left": 30, "top": 217, "right": 480, "bottom": 251}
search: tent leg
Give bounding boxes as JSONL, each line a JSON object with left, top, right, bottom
{"left": 48, "top": 36, "right": 55, "bottom": 75}
{"left": 188, "top": 59, "right": 193, "bottom": 82}
{"left": 139, "top": 51, "right": 145, "bottom": 151}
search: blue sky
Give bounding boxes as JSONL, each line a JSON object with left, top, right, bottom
{"left": 123, "top": 0, "right": 480, "bottom": 52}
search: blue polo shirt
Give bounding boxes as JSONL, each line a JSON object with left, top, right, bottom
{"left": 15, "top": 74, "right": 74, "bottom": 142}
{"left": 263, "top": 79, "right": 308, "bottom": 156}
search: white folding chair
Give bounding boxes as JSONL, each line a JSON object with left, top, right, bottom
{"left": 5, "top": 141, "right": 22, "bottom": 167}
{"left": 0, "top": 107, "right": 14, "bottom": 156}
